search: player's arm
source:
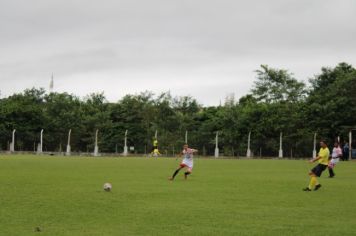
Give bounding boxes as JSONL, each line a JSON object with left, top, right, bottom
{"left": 191, "top": 148, "right": 198, "bottom": 153}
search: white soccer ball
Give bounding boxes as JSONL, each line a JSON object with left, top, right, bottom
{"left": 103, "top": 183, "right": 112, "bottom": 192}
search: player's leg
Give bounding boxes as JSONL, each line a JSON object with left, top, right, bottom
{"left": 305, "top": 164, "right": 326, "bottom": 191}
{"left": 304, "top": 165, "right": 322, "bottom": 191}
{"left": 153, "top": 149, "right": 158, "bottom": 157}
{"left": 149, "top": 147, "right": 154, "bottom": 157}
{"left": 328, "top": 165, "right": 335, "bottom": 178}
{"left": 310, "top": 173, "right": 320, "bottom": 190}
{"left": 184, "top": 167, "right": 192, "bottom": 180}
{"left": 328, "top": 159, "right": 337, "bottom": 177}
{"left": 303, "top": 172, "right": 318, "bottom": 191}
{"left": 170, "top": 164, "right": 185, "bottom": 180}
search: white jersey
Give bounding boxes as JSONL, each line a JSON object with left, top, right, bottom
{"left": 181, "top": 148, "right": 194, "bottom": 168}
{"left": 331, "top": 147, "right": 342, "bottom": 158}
{"left": 329, "top": 147, "right": 341, "bottom": 168}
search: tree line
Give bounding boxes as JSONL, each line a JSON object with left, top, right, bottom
{"left": 0, "top": 62, "right": 355, "bottom": 157}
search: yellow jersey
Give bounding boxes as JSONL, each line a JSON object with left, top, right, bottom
{"left": 153, "top": 140, "right": 158, "bottom": 146}
{"left": 318, "top": 147, "right": 330, "bottom": 165}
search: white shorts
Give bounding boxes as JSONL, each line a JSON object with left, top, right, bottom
{"left": 181, "top": 158, "right": 193, "bottom": 169}
{"left": 329, "top": 158, "right": 339, "bottom": 168}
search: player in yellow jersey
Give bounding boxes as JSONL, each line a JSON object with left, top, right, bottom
{"left": 150, "top": 139, "right": 161, "bottom": 157}
{"left": 303, "top": 140, "right": 330, "bottom": 191}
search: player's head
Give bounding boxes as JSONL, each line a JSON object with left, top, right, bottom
{"left": 334, "top": 142, "right": 339, "bottom": 147}
{"left": 183, "top": 144, "right": 188, "bottom": 150}
{"left": 319, "top": 140, "right": 327, "bottom": 148}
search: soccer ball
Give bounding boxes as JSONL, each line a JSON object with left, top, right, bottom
{"left": 103, "top": 183, "right": 112, "bottom": 192}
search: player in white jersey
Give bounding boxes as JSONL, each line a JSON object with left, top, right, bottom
{"left": 169, "top": 144, "right": 198, "bottom": 181}
{"left": 328, "top": 142, "right": 342, "bottom": 178}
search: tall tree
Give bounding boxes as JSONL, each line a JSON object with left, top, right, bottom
{"left": 306, "top": 62, "right": 356, "bottom": 140}
{"left": 252, "top": 65, "right": 306, "bottom": 103}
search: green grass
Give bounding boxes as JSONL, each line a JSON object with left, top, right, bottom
{"left": 0, "top": 155, "right": 356, "bottom": 236}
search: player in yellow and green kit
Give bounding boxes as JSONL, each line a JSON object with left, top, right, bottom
{"left": 303, "top": 140, "right": 330, "bottom": 191}
{"left": 150, "top": 139, "right": 161, "bottom": 157}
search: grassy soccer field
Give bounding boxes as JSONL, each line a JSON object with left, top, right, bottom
{"left": 0, "top": 155, "right": 355, "bottom": 236}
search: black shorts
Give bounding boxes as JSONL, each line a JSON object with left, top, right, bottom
{"left": 311, "top": 164, "right": 328, "bottom": 177}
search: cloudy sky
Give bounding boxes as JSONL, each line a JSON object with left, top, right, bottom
{"left": 0, "top": 0, "right": 355, "bottom": 105}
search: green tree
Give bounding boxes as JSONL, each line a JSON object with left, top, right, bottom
{"left": 306, "top": 62, "right": 356, "bottom": 141}
{"left": 0, "top": 88, "right": 46, "bottom": 151}
{"left": 252, "top": 65, "right": 306, "bottom": 103}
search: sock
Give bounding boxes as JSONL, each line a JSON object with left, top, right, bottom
{"left": 329, "top": 168, "right": 335, "bottom": 176}
{"left": 172, "top": 169, "right": 181, "bottom": 179}
{"left": 315, "top": 178, "right": 319, "bottom": 186}
{"left": 184, "top": 171, "right": 191, "bottom": 176}
{"left": 308, "top": 176, "right": 317, "bottom": 189}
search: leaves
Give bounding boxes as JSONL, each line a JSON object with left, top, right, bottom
{"left": 252, "top": 65, "right": 306, "bottom": 103}
{"left": 0, "top": 63, "right": 354, "bottom": 156}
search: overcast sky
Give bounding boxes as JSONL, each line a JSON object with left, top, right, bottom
{"left": 0, "top": 0, "right": 355, "bottom": 105}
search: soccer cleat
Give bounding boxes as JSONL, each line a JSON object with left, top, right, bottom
{"left": 168, "top": 177, "right": 174, "bottom": 181}
{"left": 314, "top": 184, "right": 322, "bottom": 191}
{"left": 302, "top": 187, "right": 311, "bottom": 191}
{"left": 329, "top": 175, "right": 335, "bottom": 178}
